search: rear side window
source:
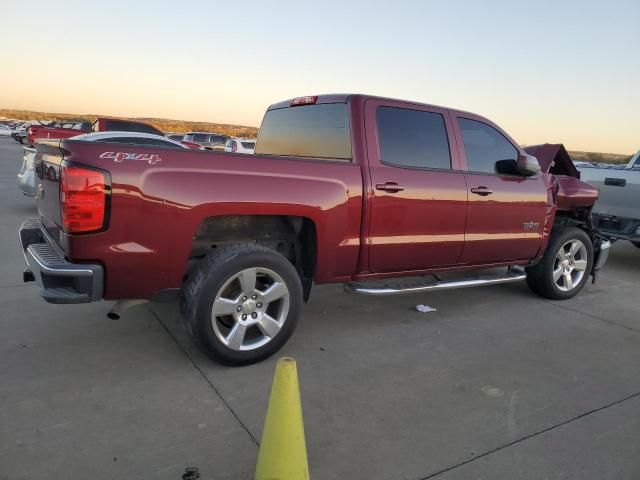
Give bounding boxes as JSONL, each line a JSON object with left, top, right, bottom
{"left": 255, "top": 103, "right": 351, "bottom": 160}
{"left": 241, "top": 141, "right": 255, "bottom": 149}
{"left": 104, "top": 120, "right": 160, "bottom": 135}
{"left": 459, "top": 118, "right": 518, "bottom": 174}
{"left": 193, "top": 133, "right": 208, "bottom": 143}
{"left": 376, "top": 107, "right": 451, "bottom": 170}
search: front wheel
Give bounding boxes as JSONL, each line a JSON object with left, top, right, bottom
{"left": 526, "top": 227, "right": 593, "bottom": 300}
{"left": 181, "top": 243, "right": 302, "bottom": 366}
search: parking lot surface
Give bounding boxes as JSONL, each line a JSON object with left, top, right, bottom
{"left": 1, "top": 138, "right": 639, "bottom": 479}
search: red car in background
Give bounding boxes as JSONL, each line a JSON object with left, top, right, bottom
{"left": 27, "top": 121, "right": 92, "bottom": 146}
{"left": 26, "top": 117, "right": 201, "bottom": 149}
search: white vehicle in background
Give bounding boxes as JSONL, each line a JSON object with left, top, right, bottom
{"left": 17, "top": 132, "right": 188, "bottom": 197}
{"left": 578, "top": 149, "right": 640, "bottom": 247}
{"left": 0, "top": 124, "right": 14, "bottom": 136}
{"left": 224, "top": 137, "right": 256, "bottom": 154}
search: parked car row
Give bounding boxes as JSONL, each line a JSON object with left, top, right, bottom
{"left": 1, "top": 120, "right": 47, "bottom": 143}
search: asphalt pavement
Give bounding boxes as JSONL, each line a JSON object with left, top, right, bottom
{"left": 1, "top": 138, "right": 639, "bottom": 480}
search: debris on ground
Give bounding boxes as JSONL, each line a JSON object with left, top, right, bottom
{"left": 182, "top": 467, "right": 200, "bottom": 480}
{"left": 415, "top": 304, "right": 438, "bottom": 313}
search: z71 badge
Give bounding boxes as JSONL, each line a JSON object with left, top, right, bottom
{"left": 523, "top": 221, "right": 540, "bottom": 230}
{"left": 100, "top": 151, "right": 162, "bottom": 165}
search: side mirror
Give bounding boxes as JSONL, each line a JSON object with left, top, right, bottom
{"left": 495, "top": 159, "right": 519, "bottom": 175}
{"left": 516, "top": 154, "right": 541, "bottom": 177}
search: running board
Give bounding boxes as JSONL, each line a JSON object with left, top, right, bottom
{"left": 345, "top": 271, "right": 527, "bottom": 296}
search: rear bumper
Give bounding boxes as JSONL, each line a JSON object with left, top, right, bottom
{"left": 592, "top": 213, "right": 640, "bottom": 242}
{"left": 19, "top": 218, "right": 103, "bottom": 304}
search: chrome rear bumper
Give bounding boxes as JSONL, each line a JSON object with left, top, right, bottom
{"left": 19, "top": 218, "right": 103, "bottom": 304}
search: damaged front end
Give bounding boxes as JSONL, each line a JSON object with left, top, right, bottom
{"left": 525, "top": 143, "right": 614, "bottom": 283}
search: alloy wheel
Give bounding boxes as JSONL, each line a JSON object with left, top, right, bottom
{"left": 553, "top": 239, "right": 588, "bottom": 292}
{"left": 211, "top": 267, "right": 290, "bottom": 351}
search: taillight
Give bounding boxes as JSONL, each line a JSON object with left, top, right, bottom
{"left": 291, "top": 95, "right": 318, "bottom": 106}
{"left": 60, "top": 165, "right": 108, "bottom": 233}
{"left": 231, "top": 140, "right": 237, "bottom": 152}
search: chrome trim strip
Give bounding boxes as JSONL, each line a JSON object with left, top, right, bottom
{"left": 346, "top": 273, "right": 527, "bottom": 296}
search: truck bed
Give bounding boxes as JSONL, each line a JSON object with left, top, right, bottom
{"left": 34, "top": 139, "right": 364, "bottom": 299}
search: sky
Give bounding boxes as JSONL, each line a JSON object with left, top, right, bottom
{"left": 0, "top": 0, "right": 638, "bottom": 154}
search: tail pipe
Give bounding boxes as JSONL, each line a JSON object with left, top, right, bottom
{"left": 107, "top": 299, "right": 148, "bottom": 320}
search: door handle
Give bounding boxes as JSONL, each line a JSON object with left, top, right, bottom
{"left": 470, "top": 186, "right": 493, "bottom": 196}
{"left": 604, "top": 177, "right": 626, "bottom": 187}
{"left": 376, "top": 182, "right": 405, "bottom": 193}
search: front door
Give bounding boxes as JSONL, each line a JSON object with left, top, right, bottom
{"left": 455, "top": 116, "right": 548, "bottom": 265}
{"left": 365, "top": 100, "right": 468, "bottom": 273}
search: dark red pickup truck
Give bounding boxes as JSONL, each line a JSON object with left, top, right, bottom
{"left": 20, "top": 94, "right": 610, "bottom": 365}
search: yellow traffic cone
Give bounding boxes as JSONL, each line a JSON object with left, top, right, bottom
{"left": 255, "top": 357, "right": 309, "bottom": 480}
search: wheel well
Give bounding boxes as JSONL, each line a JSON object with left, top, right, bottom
{"left": 186, "top": 215, "right": 317, "bottom": 300}
{"left": 553, "top": 208, "right": 593, "bottom": 231}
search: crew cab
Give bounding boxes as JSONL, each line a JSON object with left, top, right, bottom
{"left": 577, "top": 149, "right": 640, "bottom": 247}
{"left": 20, "top": 94, "right": 611, "bottom": 365}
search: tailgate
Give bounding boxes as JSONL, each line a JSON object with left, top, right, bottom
{"left": 34, "top": 140, "right": 65, "bottom": 244}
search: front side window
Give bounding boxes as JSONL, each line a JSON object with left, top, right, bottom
{"left": 376, "top": 107, "right": 451, "bottom": 170}
{"left": 192, "top": 133, "right": 207, "bottom": 143}
{"left": 459, "top": 118, "right": 518, "bottom": 174}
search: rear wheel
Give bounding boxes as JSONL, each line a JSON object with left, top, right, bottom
{"left": 181, "top": 243, "right": 302, "bottom": 366}
{"left": 526, "top": 227, "right": 593, "bottom": 300}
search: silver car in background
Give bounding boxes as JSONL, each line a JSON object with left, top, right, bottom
{"left": 183, "top": 132, "right": 229, "bottom": 150}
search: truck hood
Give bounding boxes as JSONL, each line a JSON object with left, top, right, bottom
{"left": 525, "top": 144, "right": 598, "bottom": 211}
{"left": 524, "top": 143, "right": 579, "bottom": 177}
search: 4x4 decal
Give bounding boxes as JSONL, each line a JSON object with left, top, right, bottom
{"left": 99, "top": 151, "right": 162, "bottom": 165}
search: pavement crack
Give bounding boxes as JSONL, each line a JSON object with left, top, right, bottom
{"left": 418, "top": 390, "right": 640, "bottom": 479}
{"left": 549, "top": 301, "right": 640, "bottom": 334}
{"left": 147, "top": 305, "right": 259, "bottom": 446}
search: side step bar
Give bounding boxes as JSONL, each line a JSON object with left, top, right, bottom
{"left": 345, "top": 270, "right": 527, "bottom": 296}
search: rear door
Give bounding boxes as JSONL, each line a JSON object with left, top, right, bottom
{"left": 454, "top": 115, "right": 548, "bottom": 264}
{"left": 365, "top": 99, "right": 467, "bottom": 273}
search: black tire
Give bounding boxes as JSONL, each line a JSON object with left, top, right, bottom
{"left": 526, "top": 227, "right": 593, "bottom": 300}
{"left": 181, "top": 243, "right": 302, "bottom": 366}
{"left": 632, "top": 242, "right": 640, "bottom": 249}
